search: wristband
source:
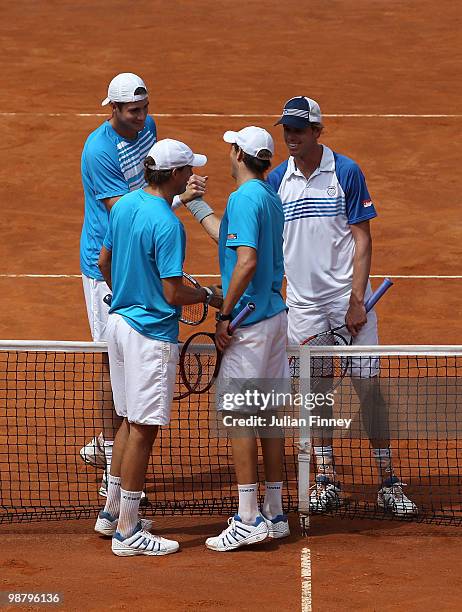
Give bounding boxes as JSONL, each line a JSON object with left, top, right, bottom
{"left": 171, "top": 195, "right": 183, "bottom": 210}
{"left": 203, "top": 286, "right": 214, "bottom": 305}
{"left": 185, "top": 198, "right": 214, "bottom": 223}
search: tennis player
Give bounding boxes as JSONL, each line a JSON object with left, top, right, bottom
{"left": 187, "top": 127, "right": 290, "bottom": 551}
{"left": 268, "top": 96, "right": 417, "bottom": 516}
{"left": 95, "top": 138, "right": 221, "bottom": 556}
{"left": 79, "top": 73, "right": 205, "bottom": 496}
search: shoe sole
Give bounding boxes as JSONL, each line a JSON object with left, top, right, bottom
{"left": 111, "top": 542, "right": 179, "bottom": 557}
{"left": 79, "top": 434, "right": 106, "bottom": 467}
{"left": 80, "top": 456, "right": 106, "bottom": 469}
{"left": 95, "top": 525, "right": 114, "bottom": 536}
{"left": 377, "top": 499, "right": 418, "bottom": 516}
{"left": 267, "top": 527, "right": 290, "bottom": 539}
{"left": 95, "top": 527, "right": 112, "bottom": 538}
{"left": 309, "top": 498, "right": 343, "bottom": 514}
{"left": 206, "top": 528, "right": 269, "bottom": 552}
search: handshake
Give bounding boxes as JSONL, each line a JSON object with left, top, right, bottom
{"left": 176, "top": 175, "right": 215, "bottom": 224}
{"left": 202, "top": 284, "right": 223, "bottom": 310}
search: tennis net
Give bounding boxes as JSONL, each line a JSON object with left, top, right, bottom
{"left": 297, "top": 345, "right": 462, "bottom": 527}
{"left": 0, "top": 342, "right": 461, "bottom": 525}
{"left": 0, "top": 341, "right": 299, "bottom": 523}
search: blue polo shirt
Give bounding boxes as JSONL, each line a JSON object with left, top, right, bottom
{"left": 80, "top": 116, "right": 157, "bottom": 280}
{"left": 218, "top": 179, "right": 286, "bottom": 325}
{"left": 103, "top": 190, "right": 185, "bottom": 343}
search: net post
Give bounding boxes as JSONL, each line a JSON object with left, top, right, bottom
{"left": 298, "top": 344, "right": 311, "bottom": 534}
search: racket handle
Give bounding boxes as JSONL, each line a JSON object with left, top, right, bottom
{"left": 103, "top": 294, "right": 112, "bottom": 307}
{"left": 364, "top": 278, "right": 393, "bottom": 312}
{"left": 229, "top": 302, "right": 256, "bottom": 332}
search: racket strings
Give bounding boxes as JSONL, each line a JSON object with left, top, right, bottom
{"left": 306, "top": 332, "right": 343, "bottom": 379}
{"left": 179, "top": 274, "right": 207, "bottom": 326}
{"left": 179, "top": 333, "right": 220, "bottom": 393}
{"left": 174, "top": 351, "right": 203, "bottom": 399}
{"left": 297, "top": 331, "right": 350, "bottom": 390}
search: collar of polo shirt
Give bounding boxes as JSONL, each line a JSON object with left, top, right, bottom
{"left": 288, "top": 145, "right": 335, "bottom": 178}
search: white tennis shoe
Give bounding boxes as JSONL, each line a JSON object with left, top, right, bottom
{"left": 205, "top": 515, "right": 269, "bottom": 552}
{"left": 94, "top": 511, "right": 153, "bottom": 536}
{"left": 377, "top": 478, "right": 418, "bottom": 516}
{"left": 79, "top": 434, "right": 112, "bottom": 498}
{"left": 309, "top": 475, "right": 343, "bottom": 513}
{"left": 262, "top": 513, "right": 290, "bottom": 539}
{"left": 112, "top": 523, "right": 179, "bottom": 557}
{"left": 80, "top": 433, "right": 106, "bottom": 469}
{"left": 99, "top": 472, "right": 109, "bottom": 497}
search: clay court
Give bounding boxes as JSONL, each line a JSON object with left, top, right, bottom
{"left": 1, "top": 1, "right": 461, "bottom": 610}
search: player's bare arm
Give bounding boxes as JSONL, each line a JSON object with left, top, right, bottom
{"left": 184, "top": 198, "right": 221, "bottom": 242}
{"left": 182, "top": 174, "right": 221, "bottom": 243}
{"left": 346, "top": 220, "right": 372, "bottom": 336}
{"left": 101, "top": 195, "right": 123, "bottom": 212}
{"left": 162, "top": 276, "right": 222, "bottom": 309}
{"left": 185, "top": 204, "right": 221, "bottom": 243}
{"left": 215, "top": 246, "right": 257, "bottom": 351}
{"left": 199, "top": 213, "right": 221, "bottom": 243}
{"left": 98, "top": 246, "right": 112, "bottom": 289}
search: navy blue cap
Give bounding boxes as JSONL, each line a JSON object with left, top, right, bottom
{"left": 275, "top": 96, "right": 323, "bottom": 128}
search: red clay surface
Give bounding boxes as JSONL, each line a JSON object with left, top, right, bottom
{"left": 1, "top": 1, "right": 461, "bottom": 610}
{"left": 1, "top": 517, "right": 461, "bottom": 612}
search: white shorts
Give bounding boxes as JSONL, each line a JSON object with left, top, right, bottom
{"left": 106, "top": 313, "right": 179, "bottom": 425}
{"left": 288, "top": 283, "right": 379, "bottom": 378}
{"left": 82, "top": 274, "right": 111, "bottom": 341}
{"left": 217, "top": 311, "right": 290, "bottom": 411}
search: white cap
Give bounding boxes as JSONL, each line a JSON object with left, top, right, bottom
{"left": 101, "top": 72, "right": 148, "bottom": 106}
{"left": 223, "top": 126, "right": 274, "bottom": 159}
{"left": 145, "top": 139, "right": 207, "bottom": 170}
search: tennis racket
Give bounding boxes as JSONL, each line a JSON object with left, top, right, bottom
{"left": 102, "top": 272, "right": 212, "bottom": 326}
{"left": 173, "top": 351, "right": 203, "bottom": 401}
{"left": 179, "top": 272, "right": 209, "bottom": 326}
{"left": 294, "top": 278, "right": 393, "bottom": 391}
{"left": 179, "top": 302, "right": 256, "bottom": 395}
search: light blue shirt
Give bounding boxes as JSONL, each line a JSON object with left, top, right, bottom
{"left": 218, "top": 179, "right": 286, "bottom": 325}
{"left": 103, "top": 190, "right": 185, "bottom": 343}
{"left": 80, "top": 116, "right": 157, "bottom": 279}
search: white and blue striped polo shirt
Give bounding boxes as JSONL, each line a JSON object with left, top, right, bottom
{"left": 80, "top": 116, "right": 157, "bottom": 279}
{"left": 267, "top": 145, "right": 377, "bottom": 307}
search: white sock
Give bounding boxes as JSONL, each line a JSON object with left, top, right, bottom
{"left": 373, "top": 447, "right": 393, "bottom": 481}
{"left": 103, "top": 475, "right": 121, "bottom": 518}
{"left": 237, "top": 483, "right": 259, "bottom": 525}
{"left": 263, "top": 481, "right": 283, "bottom": 519}
{"left": 314, "top": 445, "right": 335, "bottom": 477}
{"left": 117, "top": 489, "right": 142, "bottom": 538}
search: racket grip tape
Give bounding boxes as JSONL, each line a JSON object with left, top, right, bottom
{"left": 364, "top": 278, "right": 393, "bottom": 312}
{"left": 229, "top": 302, "right": 256, "bottom": 333}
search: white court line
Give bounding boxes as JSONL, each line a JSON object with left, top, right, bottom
{"left": 371, "top": 275, "right": 462, "bottom": 279}
{"left": 1, "top": 274, "right": 462, "bottom": 279}
{"left": 0, "top": 112, "right": 461, "bottom": 118}
{"left": 0, "top": 274, "right": 83, "bottom": 278}
{"left": 301, "top": 547, "right": 312, "bottom": 612}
